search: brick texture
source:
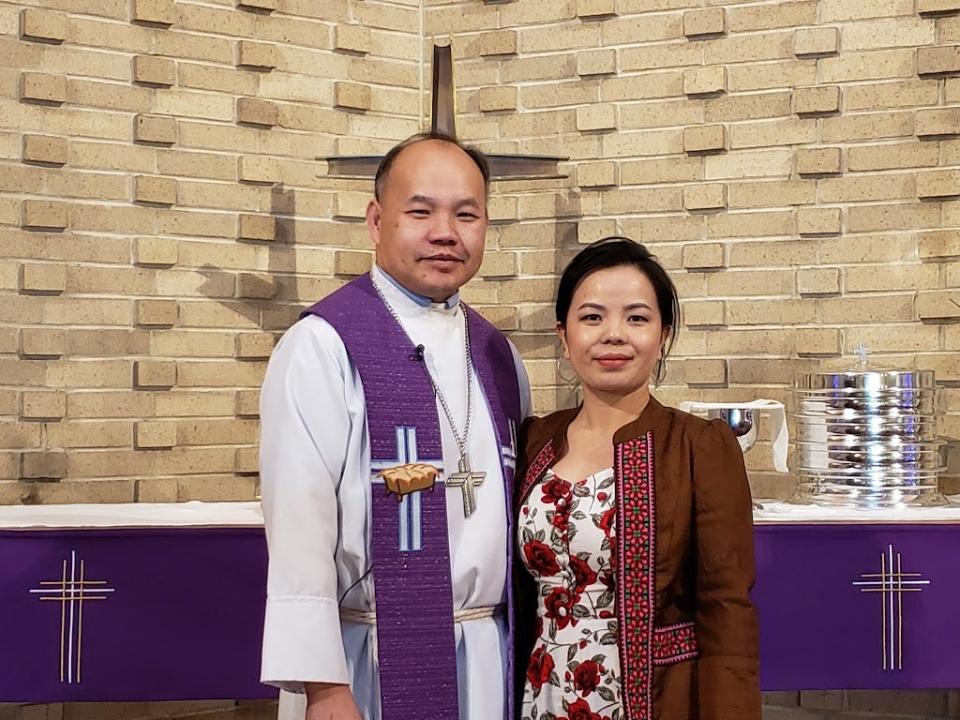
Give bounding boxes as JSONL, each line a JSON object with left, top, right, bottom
{"left": 918, "top": 1, "right": 960, "bottom": 14}
{"left": 918, "top": 46, "right": 960, "bottom": 75}
{"left": 334, "top": 250, "right": 372, "bottom": 276}
{"left": 133, "top": 55, "right": 176, "bottom": 87}
{"left": 335, "top": 25, "right": 371, "bottom": 54}
{"left": 477, "top": 30, "right": 517, "bottom": 57}
{"left": 577, "top": 49, "right": 616, "bottom": 77}
{"left": 237, "top": 98, "right": 277, "bottom": 127}
{"left": 21, "top": 391, "right": 67, "bottom": 421}
{"left": 684, "top": 8, "right": 726, "bottom": 38}
{"left": 917, "top": 108, "right": 960, "bottom": 136}
{"left": 20, "top": 72, "right": 66, "bottom": 104}
{"left": 237, "top": 41, "right": 277, "bottom": 71}
{"left": 334, "top": 82, "right": 372, "bottom": 111}
{"left": 794, "top": 27, "right": 839, "bottom": 56}
{"left": 136, "top": 299, "right": 179, "bottom": 327}
{"left": 22, "top": 134, "right": 68, "bottom": 165}
{"left": 20, "top": 328, "right": 65, "bottom": 358}
{"left": 135, "top": 238, "right": 178, "bottom": 267}
{"left": 577, "top": 0, "right": 616, "bottom": 19}
{"left": 794, "top": 86, "right": 842, "bottom": 115}
{"left": 684, "top": 125, "right": 726, "bottom": 154}
{"left": 684, "top": 66, "right": 727, "bottom": 96}
{"left": 134, "top": 114, "right": 177, "bottom": 145}
{"left": 134, "top": 361, "right": 176, "bottom": 389}
{"left": 135, "top": 421, "right": 176, "bottom": 449}
{"left": 238, "top": 0, "right": 276, "bottom": 11}
{"left": 238, "top": 214, "right": 277, "bottom": 242}
{"left": 134, "top": 175, "right": 178, "bottom": 205}
{"left": 479, "top": 86, "right": 517, "bottom": 112}
{"left": 796, "top": 147, "right": 843, "bottom": 176}
{"left": 132, "top": 0, "right": 177, "bottom": 26}
{"left": 21, "top": 200, "right": 68, "bottom": 230}
{"left": 20, "top": 263, "right": 66, "bottom": 294}
{"left": 20, "top": 9, "right": 66, "bottom": 43}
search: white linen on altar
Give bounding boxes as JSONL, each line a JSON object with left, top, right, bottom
{"left": 0, "top": 501, "right": 265, "bottom": 528}
{"left": 259, "top": 265, "right": 531, "bottom": 720}
{"left": 752, "top": 500, "right": 960, "bottom": 524}
{"left": 2, "top": 499, "right": 959, "bottom": 531}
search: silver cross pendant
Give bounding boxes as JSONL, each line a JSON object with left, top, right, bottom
{"left": 446, "top": 455, "right": 486, "bottom": 517}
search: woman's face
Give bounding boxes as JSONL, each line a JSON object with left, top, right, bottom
{"left": 558, "top": 265, "right": 668, "bottom": 398}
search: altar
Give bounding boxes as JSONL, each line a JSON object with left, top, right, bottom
{"left": 2, "top": 501, "right": 958, "bottom": 702}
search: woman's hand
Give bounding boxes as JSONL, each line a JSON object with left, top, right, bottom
{"left": 304, "top": 682, "right": 362, "bottom": 720}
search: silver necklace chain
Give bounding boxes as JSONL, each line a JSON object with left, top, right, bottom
{"left": 371, "top": 279, "right": 473, "bottom": 461}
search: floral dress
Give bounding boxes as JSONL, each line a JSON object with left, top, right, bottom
{"left": 518, "top": 467, "right": 622, "bottom": 720}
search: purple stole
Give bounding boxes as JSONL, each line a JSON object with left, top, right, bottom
{"left": 301, "top": 273, "right": 521, "bottom": 720}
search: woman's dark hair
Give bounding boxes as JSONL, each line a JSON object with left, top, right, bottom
{"left": 556, "top": 236, "right": 680, "bottom": 383}
{"left": 374, "top": 132, "right": 490, "bottom": 202}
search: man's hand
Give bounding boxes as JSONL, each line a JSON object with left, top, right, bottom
{"left": 304, "top": 682, "right": 362, "bottom": 720}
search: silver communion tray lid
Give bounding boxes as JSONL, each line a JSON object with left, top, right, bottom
{"left": 796, "top": 368, "right": 936, "bottom": 391}
{"left": 792, "top": 364, "right": 947, "bottom": 508}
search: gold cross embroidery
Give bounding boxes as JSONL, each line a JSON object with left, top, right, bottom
{"left": 851, "top": 544, "right": 930, "bottom": 671}
{"left": 29, "top": 550, "right": 115, "bottom": 684}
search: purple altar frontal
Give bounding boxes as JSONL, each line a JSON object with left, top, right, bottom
{"left": 753, "top": 500, "right": 960, "bottom": 691}
{"left": 0, "top": 502, "right": 273, "bottom": 703}
{"left": 1, "top": 500, "right": 959, "bottom": 702}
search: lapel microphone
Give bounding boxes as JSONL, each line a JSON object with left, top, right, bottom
{"left": 412, "top": 344, "right": 425, "bottom": 362}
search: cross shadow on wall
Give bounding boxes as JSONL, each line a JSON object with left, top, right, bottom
{"left": 553, "top": 188, "right": 590, "bottom": 414}
{"left": 193, "top": 183, "right": 299, "bottom": 495}
{"left": 195, "top": 183, "right": 299, "bottom": 334}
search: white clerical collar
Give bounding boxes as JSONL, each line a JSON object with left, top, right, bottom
{"left": 372, "top": 264, "right": 461, "bottom": 312}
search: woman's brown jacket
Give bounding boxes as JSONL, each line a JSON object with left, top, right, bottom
{"left": 514, "top": 397, "right": 761, "bottom": 720}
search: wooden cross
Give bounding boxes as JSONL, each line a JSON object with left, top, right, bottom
{"left": 325, "top": 44, "right": 565, "bottom": 180}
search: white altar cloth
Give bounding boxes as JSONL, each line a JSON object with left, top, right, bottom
{"left": 0, "top": 501, "right": 264, "bottom": 529}
{"left": 753, "top": 499, "right": 960, "bottom": 525}
{"left": 1, "top": 497, "right": 958, "bottom": 530}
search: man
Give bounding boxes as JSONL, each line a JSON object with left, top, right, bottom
{"left": 259, "top": 133, "right": 531, "bottom": 720}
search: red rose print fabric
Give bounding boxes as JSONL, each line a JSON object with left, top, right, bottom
{"left": 519, "top": 468, "right": 623, "bottom": 720}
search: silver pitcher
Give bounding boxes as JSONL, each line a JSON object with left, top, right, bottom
{"left": 707, "top": 407, "right": 758, "bottom": 453}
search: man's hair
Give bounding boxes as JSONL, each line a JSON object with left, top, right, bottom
{"left": 373, "top": 132, "right": 491, "bottom": 202}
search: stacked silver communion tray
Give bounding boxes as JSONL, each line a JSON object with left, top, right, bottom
{"left": 793, "top": 366, "right": 948, "bottom": 507}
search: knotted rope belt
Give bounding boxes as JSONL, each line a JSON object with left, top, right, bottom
{"left": 340, "top": 604, "right": 503, "bottom": 625}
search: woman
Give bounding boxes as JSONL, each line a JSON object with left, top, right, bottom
{"left": 515, "top": 238, "right": 760, "bottom": 720}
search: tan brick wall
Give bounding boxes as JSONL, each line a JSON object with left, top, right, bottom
{"left": 5, "top": 0, "right": 960, "bottom": 718}
{"left": 423, "top": 4, "right": 960, "bottom": 716}
{"left": 426, "top": 0, "right": 960, "bottom": 502}
{"left": 0, "top": 0, "right": 424, "bottom": 507}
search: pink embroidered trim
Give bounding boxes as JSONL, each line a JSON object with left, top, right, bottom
{"left": 653, "top": 621, "right": 699, "bottom": 666}
{"left": 616, "top": 431, "right": 655, "bottom": 720}
{"left": 517, "top": 440, "right": 555, "bottom": 509}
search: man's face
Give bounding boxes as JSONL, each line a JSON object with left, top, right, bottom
{"left": 367, "top": 139, "right": 488, "bottom": 302}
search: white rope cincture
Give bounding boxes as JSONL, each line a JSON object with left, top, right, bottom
{"left": 339, "top": 604, "right": 502, "bottom": 626}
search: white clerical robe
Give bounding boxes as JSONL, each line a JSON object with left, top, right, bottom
{"left": 259, "top": 265, "right": 531, "bottom": 720}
